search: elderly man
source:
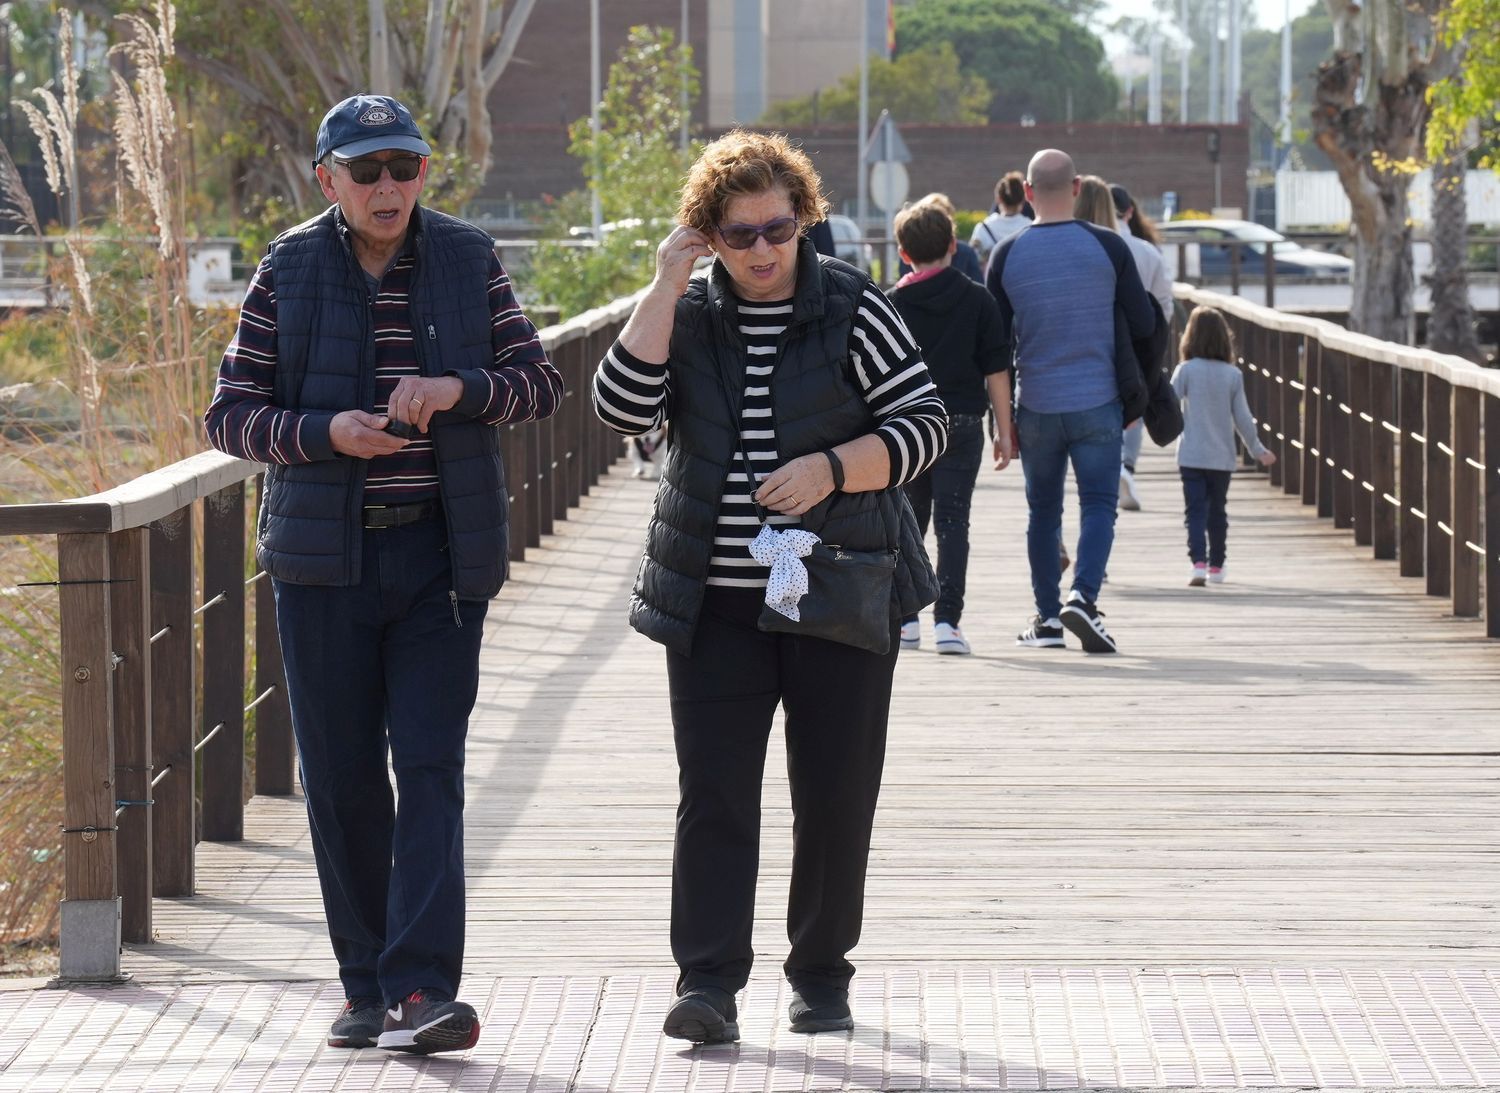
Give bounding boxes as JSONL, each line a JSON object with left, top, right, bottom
{"left": 205, "top": 94, "right": 563, "bottom": 1054}
{"left": 984, "top": 149, "right": 1154, "bottom": 654}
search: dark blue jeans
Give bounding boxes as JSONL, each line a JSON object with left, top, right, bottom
{"left": 902, "top": 413, "right": 984, "bottom": 625}
{"left": 273, "top": 515, "right": 488, "bottom": 1007}
{"left": 1016, "top": 398, "right": 1123, "bottom": 617}
{"left": 1180, "top": 466, "right": 1233, "bottom": 566}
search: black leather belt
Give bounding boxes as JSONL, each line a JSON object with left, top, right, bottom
{"left": 362, "top": 500, "right": 439, "bottom": 529}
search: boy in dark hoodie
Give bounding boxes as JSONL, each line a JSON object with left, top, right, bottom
{"left": 889, "top": 197, "right": 1015, "bottom": 656}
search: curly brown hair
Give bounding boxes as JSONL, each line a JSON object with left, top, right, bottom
{"left": 677, "top": 129, "right": 831, "bottom": 236}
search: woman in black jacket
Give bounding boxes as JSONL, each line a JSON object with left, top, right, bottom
{"left": 592, "top": 129, "right": 944, "bottom": 1044}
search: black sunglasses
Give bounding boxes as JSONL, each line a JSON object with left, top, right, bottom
{"left": 335, "top": 154, "right": 423, "bottom": 185}
{"left": 716, "top": 216, "right": 798, "bottom": 250}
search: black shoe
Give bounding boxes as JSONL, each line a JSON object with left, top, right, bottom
{"left": 377, "top": 989, "right": 480, "bottom": 1054}
{"left": 328, "top": 996, "right": 383, "bottom": 1048}
{"left": 1060, "top": 593, "right": 1118, "bottom": 654}
{"left": 663, "top": 986, "right": 740, "bottom": 1044}
{"left": 788, "top": 985, "right": 853, "bottom": 1033}
{"left": 1016, "top": 614, "right": 1065, "bottom": 648}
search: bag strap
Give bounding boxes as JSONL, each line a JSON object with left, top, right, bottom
{"left": 716, "top": 373, "right": 771, "bottom": 527}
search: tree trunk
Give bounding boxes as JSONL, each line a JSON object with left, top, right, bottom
{"left": 1425, "top": 153, "right": 1483, "bottom": 361}
{"left": 369, "top": 0, "right": 391, "bottom": 93}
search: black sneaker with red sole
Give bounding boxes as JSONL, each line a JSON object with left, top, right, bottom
{"left": 377, "top": 989, "right": 480, "bottom": 1054}
{"left": 328, "top": 997, "right": 383, "bottom": 1048}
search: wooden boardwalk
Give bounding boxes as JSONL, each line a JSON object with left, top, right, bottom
{"left": 3, "top": 443, "right": 1499, "bottom": 1090}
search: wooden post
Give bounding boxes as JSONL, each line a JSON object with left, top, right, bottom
{"left": 108, "top": 528, "right": 153, "bottom": 945}
{"left": 56, "top": 532, "right": 120, "bottom": 980}
{"left": 523, "top": 420, "right": 542, "bottom": 550}
{"left": 201, "top": 484, "right": 246, "bottom": 842}
{"left": 149, "top": 512, "right": 195, "bottom": 897}
{"left": 1315, "top": 342, "right": 1335, "bottom": 519}
{"left": 1451, "top": 389, "right": 1482, "bottom": 617}
{"left": 1300, "top": 337, "right": 1319, "bottom": 507}
{"left": 501, "top": 425, "right": 527, "bottom": 564}
{"left": 1326, "top": 350, "right": 1353, "bottom": 531}
{"left": 1485, "top": 393, "right": 1500, "bottom": 639}
{"left": 1398, "top": 368, "right": 1425, "bottom": 578}
{"left": 1349, "top": 355, "right": 1373, "bottom": 548}
{"left": 1424, "top": 375, "right": 1452, "bottom": 599}
{"left": 1263, "top": 246, "right": 1276, "bottom": 309}
{"left": 536, "top": 415, "right": 556, "bottom": 538}
{"left": 253, "top": 565, "right": 294, "bottom": 795}
{"left": 1368, "top": 361, "right": 1397, "bottom": 560}
{"left": 558, "top": 336, "right": 582, "bottom": 511}
{"left": 1280, "top": 331, "right": 1300, "bottom": 496}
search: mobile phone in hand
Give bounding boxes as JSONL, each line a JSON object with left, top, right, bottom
{"left": 384, "top": 418, "right": 414, "bottom": 439}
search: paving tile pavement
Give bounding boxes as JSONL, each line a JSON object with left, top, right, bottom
{"left": 3, "top": 968, "right": 1500, "bottom": 1091}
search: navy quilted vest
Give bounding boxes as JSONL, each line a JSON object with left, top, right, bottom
{"left": 257, "top": 204, "right": 510, "bottom": 599}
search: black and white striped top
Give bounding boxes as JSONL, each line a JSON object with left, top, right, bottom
{"left": 594, "top": 284, "right": 948, "bottom": 588}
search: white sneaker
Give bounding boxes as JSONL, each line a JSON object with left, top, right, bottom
{"left": 1208, "top": 565, "right": 1227, "bottom": 584}
{"left": 1119, "top": 469, "right": 1141, "bottom": 511}
{"left": 899, "top": 620, "right": 921, "bottom": 650}
{"left": 934, "top": 621, "right": 971, "bottom": 655}
{"left": 1189, "top": 564, "right": 1208, "bottom": 587}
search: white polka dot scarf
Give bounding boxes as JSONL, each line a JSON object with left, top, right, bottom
{"left": 749, "top": 524, "right": 821, "bottom": 621}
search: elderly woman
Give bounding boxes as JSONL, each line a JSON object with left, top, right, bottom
{"left": 593, "top": 130, "right": 945, "bottom": 1043}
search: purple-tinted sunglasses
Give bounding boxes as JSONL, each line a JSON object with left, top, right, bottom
{"left": 716, "top": 216, "right": 798, "bottom": 250}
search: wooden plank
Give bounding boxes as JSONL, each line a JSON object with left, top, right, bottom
{"left": 1451, "top": 387, "right": 1482, "bottom": 617}
{"left": 108, "top": 528, "right": 153, "bottom": 944}
{"left": 121, "top": 445, "right": 1500, "bottom": 985}
{"left": 57, "top": 533, "right": 116, "bottom": 903}
{"left": 1424, "top": 374, "right": 1453, "bottom": 598}
{"left": 1398, "top": 367, "right": 1425, "bottom": 578}
{"left": 149, "top": 511, "right": 196, "bottom": 897}
{"left": 200, "top": 484, "right": 246, "bottom": 842}
{"left": 1327, "top": 349, "right": 1354, "bottom": 530}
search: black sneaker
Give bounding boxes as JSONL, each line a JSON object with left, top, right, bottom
{"left": 788, "top": 985, "right": 853, "bottom": 1033}
{"left": 377, "top": 989, "right": 480, "bottom": 1054}
{"left": 1060, "top": 593, "right": 1118, "bottom": 654}
{"left": 663, "top": 986, "right": 740, "bottom": 1044}
{"left": 1016, "top": 615, "right": 1065, "bottom": 648}
{"left": 328, "top": 997, "right": 383, "bottom": 1048}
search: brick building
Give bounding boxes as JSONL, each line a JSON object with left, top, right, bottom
{"left": 481, "top": 120, "right": 1250, "bottom": 222}
{"left": 480, "top": 1, "right": 1249, "bottom": 222}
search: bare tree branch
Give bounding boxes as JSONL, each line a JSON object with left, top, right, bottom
{"left": 369, "top": 0, "right": 391, "bottom": 92}
{"left": 482, "top": 0, "right": 538, "bottom": 90}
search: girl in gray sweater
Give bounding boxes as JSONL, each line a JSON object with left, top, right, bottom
{"left": 1170, "top": 307, "right": 1276, "bottom": 586}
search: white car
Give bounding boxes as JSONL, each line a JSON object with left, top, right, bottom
{"left": 1157, "top": 219, "right": 1352, "bottom": 282}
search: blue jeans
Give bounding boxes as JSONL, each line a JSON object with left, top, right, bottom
{"left": 1016, "top": 399, "right": 1123, "bottom": 617}
{"left": 902, "top": 413, "right": 984, "bottom": 625}
{"left": 273, "top": 515, "right": 489, "bottom": 1007}
{"left": 1180, "top": 467, "right": 1233, "bottom": 566}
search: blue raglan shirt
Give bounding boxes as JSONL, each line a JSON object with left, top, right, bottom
{"left": 986, "top": 219, "right": 1155, "bottom": 414}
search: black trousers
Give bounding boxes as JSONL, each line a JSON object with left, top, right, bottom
{"left": 665, "top": 585, "right": 899, "bottom": 995}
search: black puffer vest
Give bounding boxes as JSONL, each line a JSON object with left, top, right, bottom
{"left": 630, "top": 239, "right": 938, "bottom": 654}
{"left": 258, "top": 204, "right": 510, "bottom": 599}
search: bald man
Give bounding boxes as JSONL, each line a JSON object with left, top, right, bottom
{"left": 984, "top": 149, "right": 1155, "bottom": 654}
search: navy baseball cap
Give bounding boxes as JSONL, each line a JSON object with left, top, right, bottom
{"left": 314, "top": 94, "right": 432, "bottom": 165}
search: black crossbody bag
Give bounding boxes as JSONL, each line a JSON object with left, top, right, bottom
{"left": 730, "top": 439, "right": 897, "bottom": 656}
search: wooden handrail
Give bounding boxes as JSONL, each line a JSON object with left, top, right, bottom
{"left": 1, "top": 298, "right": 638, "bottom": 983}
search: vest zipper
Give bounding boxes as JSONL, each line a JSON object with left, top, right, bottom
{"left": 449, "top": 590, "right": 463, "bottom": 628}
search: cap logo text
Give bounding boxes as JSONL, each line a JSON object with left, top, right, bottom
{"left": 358, "top": 105, "right": 397, "bottom": 127}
